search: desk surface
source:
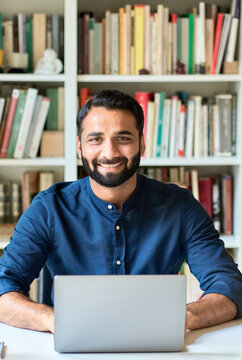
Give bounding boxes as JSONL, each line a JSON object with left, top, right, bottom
{"left": 1, "top": 319, "right": 242, "bottom": 360}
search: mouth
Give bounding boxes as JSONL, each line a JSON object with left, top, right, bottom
{"left": 98, "top": 162, "right": 123, "bottom": 169}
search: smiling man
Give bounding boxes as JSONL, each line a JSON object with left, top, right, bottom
{"left": 0, "top": 90, "right": 242, "bottom": 334}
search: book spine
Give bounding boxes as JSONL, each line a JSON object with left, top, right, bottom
{"left": 225, "top": 17, "right": 239, "bottom": 62}
{"left": 185, "top": 100, "right": 195, "bottom": 157}
{"left": 14, "top": 88, "right": 38, "bottom": 159}
{"left": 211, "top": 13, "right": 224, "bottom": 74}
{"left": 222, "top": 175, "right": 233, "bottom": 235}
{"left": 178, "top": 104, "right": 185, "bottom": 157}
{"left": 88, "top": 17, "right": 95, "bottom": 74}
{"left": 119, "top": 8, "right": 124, "bottom": 75}
{"left": 0, "top": 89, "right": 20, "bottom": 158}
{"left": 83, "top": 14, "right": 89, "bottom": 74}
{"left": 161, "top": 99, "right": 171, "bottom": 157}
{"left": 124, "top": 5, "right": 132, "bottom": 75}
{"left": 105, "top": 10, "right": 111, "bottom": 75}
{"left": 134, "top": 5, "right": 145, "bottom": 75}
{"left": 156, "top": 4, "right": 164, "bottom": 75}
{"left": 171, "top": 14, "right": 177, "bottom": 74}
{"left": 144, "top": 5, "right": 151, "bottom": 73}
{"left": 188, "top": 13, "right": 194, "bottom": 74}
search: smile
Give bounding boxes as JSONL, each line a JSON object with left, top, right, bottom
{"left": 99, "top": 162, "right": 123, "bottom": 168}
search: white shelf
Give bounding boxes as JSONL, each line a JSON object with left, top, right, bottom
{"left": 0, "top": 158, "right": 66, "bottom": 166}
{"left": 140, "top": 157, "right": 241, "bottom": 166}
{"left": 77, "top": 157, "right": 240, "bottom": 167}
{"left": 0, "top": 74, "right": 66, "bottom": 83}
{"left": 77, "top": 74, "right": 242, "bottom": 83}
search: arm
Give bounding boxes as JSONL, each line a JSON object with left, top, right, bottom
{"left": 0, "top": 291, "right": 54, "bottom": 333}
{"left": 185, "top": 293, "right": 237, "bottom": 332}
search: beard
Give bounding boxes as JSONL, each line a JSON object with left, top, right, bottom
{"left": 81, "top": 151, "right": 141, "bottom": 188}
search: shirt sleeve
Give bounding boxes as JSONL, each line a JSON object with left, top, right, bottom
{"left": 0, "top": 193, "right": 52, "bottom": 296}
{"left": 182, "top": 190, "right": 242, "bottom": 318}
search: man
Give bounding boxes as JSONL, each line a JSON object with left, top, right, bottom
{"left": 0, "top": 90, "right": 241, "bottom": 334}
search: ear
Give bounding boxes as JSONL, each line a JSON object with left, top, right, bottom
{"left": 140, "top": 135, "right": 146, "bottom": 157}
{"left": 77, "top": 136, "right": 82, "bottom": 159}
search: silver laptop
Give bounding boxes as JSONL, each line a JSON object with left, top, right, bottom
{"left": 54, "top": 275, "right": 186, "bottom": 353}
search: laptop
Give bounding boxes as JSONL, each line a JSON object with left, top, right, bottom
{"left": 54, "top": 275, "right": 186, "bottom": 353}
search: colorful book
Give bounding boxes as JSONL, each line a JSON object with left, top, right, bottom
{"left": 0, "top": 89, "right": 20, "bottom": 158}
{"left": 6, "top": 91, "right": 27, "bottom": 158}
{"left": 46, "top": 88, "right": 58, "bottom": 130}
{"left": 221, "top": 175, "right": 233, "bottom": 235}
{"left": 134, "top": 92, "right": 153, "bottom": 143}
{"left": 198, "top": 177, "right": 213, "bottom": 217}
{"left": 14, "top": 88, "right": 38, "bottom": 159}
{"left": 211, "top": 13, "right": 224, "bottom": 74}
{"left": 25, "top": 17, "right": 33, "bottom": 72}
{"left": 155, "top": 92, "right": 165, "bottom": 157}
{"left": 33, "top": 13, "right": 46, "bottom": 70}
{"left": 134, "top": 5, "right": 145, "bottom": 75}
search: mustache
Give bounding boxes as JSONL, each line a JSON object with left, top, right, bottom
{"left": 93, "top": 157, "right": 128, "bottom": 165}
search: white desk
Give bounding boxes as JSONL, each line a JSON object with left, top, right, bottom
{"left": 0, "top": 320, "right": 242, "bottom": 360}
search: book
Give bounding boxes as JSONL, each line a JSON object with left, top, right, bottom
{"left": 110, "top": 13, "right": 119, "bottom": 75}
{"left": 188, "top": 13, "right": 194, "bottom": 74}
{"left": 119, "top": 7, "right": 125, "bottom": 75}
{"left": 46, "top": 88, "right": 58, "bottom": 130}
{"left": 77, "top": 14, "right": 84, "bottom": 74}
{"left": 2, "top": 21, "right": 14, "bottom": 68}
{"left": 192, "top": 96, "right": 202, "bottom": 157}
{"left": 88, "top": 17, "right": 95, "bottom": 74}
{"left": 180, "top": 16, "right": 189, "bottom": 74}
{"left": 6, "top": 90, "right": 27, "bottom": 158}
{"left": 144, "top": 5, "right": 151, "bottom": 73}
{"left": 198, "top": 177, "right": 213, "bottom": 217}
{"left": 11, "top": 183, "right": 22, "bottom": 222}
{"left": 52, "top": 14, "right": 60, "bottom": 59}
{"left": 18, "top": 13, "right": 26, "bottom": 53}
{"left": 205, "top": 5, "right": 214, "bottom": 74}
{"left": 211, "top": 13, "right": 224, "bottom": 74}
{"left": 40, "top": 131, "right": 64, "bottom": 157}
{"left": 225, "top": 0, "right": 240, "bottom": 62}
{"left": 154, "top": 92, "right": 165, "bottom": 157}
{"left": 146, "top": 101, "right": 155, "bottom": 158}
{"left": 22, "top": 172, "right": 39, "bottom": 212}
{"left": 0, "top": 97, "right": 11, "bottom": 150}
{"left": 161, "top": 98, "right": 171, "bottom": 157}
{"left": 0, "top": 89, "right": 20, "bottom": 158}
{"left": 215, "top": 94, "right": 232, "bottom": 156}
{"left": 23, "top": 95, "right": 42, "bottom": 157}
{"left": 94, "top": 22, "right": 103, "bottom": 74}
{"left": 216, "top": 13, "right": 232, "bottom": 74}
{"left": 212, "top": 177, "right": 221, "bottom": 232}
{"left": 39, "top": 172, "right": 54, "bottom": 192}
{"left": 134, "top": 92, "right": 153, "bottom": 144}
{"left": 14, "top": 88, "right": 38, "bottom": 159}
{"left": 27, "top": 97, "right": 50, "bottom": 158}
{"left": 178, "top": 104, "right": 186, "bottom": 157}
{"left": 124, "top": 5, "right": 132, "bottom": 75}
{"left": 80, "top": 88, "right": 91, "bottom": 108}
{"left": 185, "top": 99, "right": 195, "bottom": 157}
{"left": 105, "top": 10, "right": 111, "bottom": 75}
{"left": 0, "top": 98, "right": 5, "bottom": 125}
{"left": 33, "top": 13, "right": 46, "bottom": 70}
{"left": 191, "top": 169, "right": 199, "bottom": 201}
{"left": 169, "top": 96, "right": 178, "bottom": 157}
{"left": 25, "top": 16, "right": 33, "bottom": 72}
{"left": 221, "top": 175, "right": 233, "bottom": 235}
{"left": 199, "top": 2, "right": 206, "bottom": 73}
{"left": 134, "top": 5, "right": 145, "bottom": 75}
{"left": 171, "top": 14, "right": 177, "bottom": 74}
{"left": 57, "top": 87, "right": 64, "bottom": 131}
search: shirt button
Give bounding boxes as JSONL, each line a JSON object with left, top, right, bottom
{"left": 116, "top": 260, "right": 121, "bottom": 266}
{"left": 108, "top": 205, "right": 112, "bottom": 210}
{"left": 116, "top": 225, "right": 120, "bottom": 230}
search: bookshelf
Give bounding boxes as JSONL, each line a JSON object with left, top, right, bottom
{"left": 0, "top": 0, "right": 242, "bottom": 277}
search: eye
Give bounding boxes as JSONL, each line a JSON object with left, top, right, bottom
{"left": 88, "top": 137, "right": 102, "bottom": 143}
{"left": 117, "top": 136, "right": 131, "bottom": 142}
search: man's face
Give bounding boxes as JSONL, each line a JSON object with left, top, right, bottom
{"left": 77, "top": 107, "right": 145, "bottom": 188}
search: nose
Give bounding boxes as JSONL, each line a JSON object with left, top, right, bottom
{"left": 101, "top": 139, "right": 120, "bottom": 159}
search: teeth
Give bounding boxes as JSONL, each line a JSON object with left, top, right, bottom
{"left": 100, "top": 162, "right": 122, "bottom": 168}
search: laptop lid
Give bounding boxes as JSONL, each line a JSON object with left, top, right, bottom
{"left": 54, "top": 275, "right": 186, "bottom": 353}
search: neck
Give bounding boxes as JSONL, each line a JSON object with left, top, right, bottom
{"left": 89, "top": 174, "right": 137, "bottom": 213}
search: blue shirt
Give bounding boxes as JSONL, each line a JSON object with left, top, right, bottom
{"left": 0, "top": 174, "right": 242, "bottom": 317}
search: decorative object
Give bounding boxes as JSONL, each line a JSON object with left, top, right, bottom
{"left": 34, "top": 49, "right": 63, "bottom": 74}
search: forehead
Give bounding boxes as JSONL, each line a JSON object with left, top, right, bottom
{"left": 81, "top": 107, "right": 138, "bottom": 133}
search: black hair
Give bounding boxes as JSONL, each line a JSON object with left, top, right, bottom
{"left": 76, "top": 90, "right": 144, "bottom": 140}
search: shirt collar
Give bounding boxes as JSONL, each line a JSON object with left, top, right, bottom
{"left": 85, "top": 173, "right": 144, "bottom": 216}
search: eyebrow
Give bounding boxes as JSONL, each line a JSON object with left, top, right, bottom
{"left": 87, "top": 130, "right": 135, "bottom": 137}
